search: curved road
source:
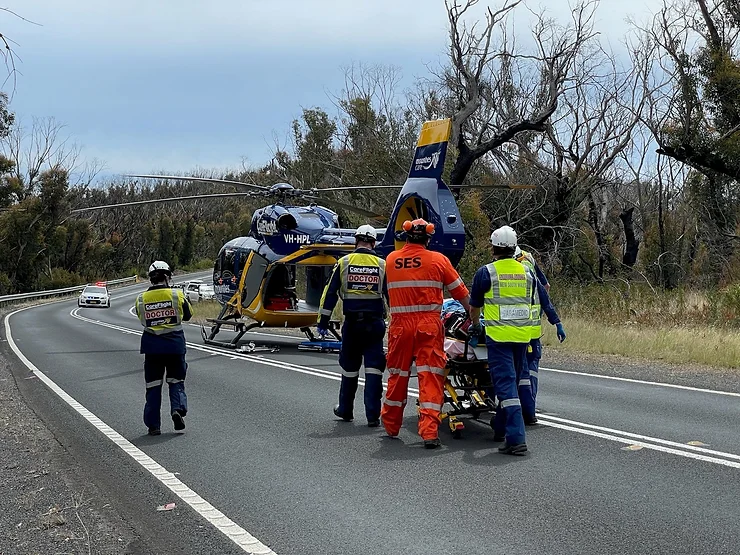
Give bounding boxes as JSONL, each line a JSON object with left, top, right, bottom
{"left": 3, "top": 278, "right": 740, "bottom": 554}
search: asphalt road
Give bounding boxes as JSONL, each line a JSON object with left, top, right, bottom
{"left": 3, "top": 278, "right": 740, "bottom": 555}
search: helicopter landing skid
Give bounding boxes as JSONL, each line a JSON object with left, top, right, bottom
{"left": 201, "top": 318, "right": 262, "bottom": 349}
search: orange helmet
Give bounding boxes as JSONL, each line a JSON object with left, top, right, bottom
{"left": 402, "top": 218, "right": 435, "bottom": 239}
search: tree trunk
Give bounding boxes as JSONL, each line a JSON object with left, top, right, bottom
{"left": 449, "top": 144, "right": 475, "bottom": 188}
{"left": 619, "top": 207, "right": 639, "bottom": 267}
{"left": 587, "top": 191, "right": 608, "bottom": 281}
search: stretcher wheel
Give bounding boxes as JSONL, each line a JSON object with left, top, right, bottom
{"left": 452, "top": 428, "right": 462, "bottom": 439}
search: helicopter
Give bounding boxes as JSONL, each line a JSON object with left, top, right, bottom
{"left": 72, "top": 118, "right": 532, "bottom": 349}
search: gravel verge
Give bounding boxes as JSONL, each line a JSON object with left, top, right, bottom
{"left": 0, "top": 350, "right": 136, "bottom": 554}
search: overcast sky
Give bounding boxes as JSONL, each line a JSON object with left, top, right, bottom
{"left": 3, "top": 1, "right": 655, "bottom": 179}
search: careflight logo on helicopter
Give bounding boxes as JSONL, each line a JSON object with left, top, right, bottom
{"left": 257, "top": 219, "right": 278, "bottom": 236}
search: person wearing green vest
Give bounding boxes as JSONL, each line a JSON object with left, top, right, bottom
{"left": 135, "top": 261, "right": 193, "bottom": 436}
{"left": 515, "top": 246, "right": 566, "bottom": 423}
{"left": 469, "top": 226, "right": 533, "bottom": 455}
{"left": 317, "top": 225, "right": 388, "bottom": 427}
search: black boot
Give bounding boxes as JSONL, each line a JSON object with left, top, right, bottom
{"left": 498, "top": 442, "right": 527, "bottom": 455}
{"left": 424, "top": 438, "right": 442, "bottom": 449}
{"left": 333, "top": 405, "right": 353, "bottom": 422}
{"left": 172, "top": 410, "right": 185, "bottom": 432}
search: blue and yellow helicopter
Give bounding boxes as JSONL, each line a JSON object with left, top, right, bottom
{"left": 74, "top": 119, "right": 526, "bottom": 348}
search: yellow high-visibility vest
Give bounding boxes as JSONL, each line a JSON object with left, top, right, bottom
{"left": 517, "top": 251, "right": 541, "bottom": 340}
{"left": 135, "top": 288, "right": 186, "bottom": 335}
{"left": 482, "top": 258, "right": 533, "bottom": 343}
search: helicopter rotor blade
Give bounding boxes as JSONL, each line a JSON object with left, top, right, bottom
{"left": 454, "top": 183, "right": 537, "bottom": 189}
{"left": 126, "top": 174, "right": 271, "bottom": 192}
{"left": 70, "top": 192, "right": 258, "bottom": 213}
{"left": 306, "top": 185, "right": 403, "bottom": 192}
{"left": 304, "top": 196, "right": 385, "bottom": 220}
{"left": 304, "top": 183, "right": 536, "bottom": 193}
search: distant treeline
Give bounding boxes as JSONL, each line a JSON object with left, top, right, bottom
{"left": 3, "top": 0, "right": 740, "bottom": 297}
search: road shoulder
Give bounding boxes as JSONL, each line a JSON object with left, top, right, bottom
{"left": 0, "top": 346, "right": 136, "bottom": 554}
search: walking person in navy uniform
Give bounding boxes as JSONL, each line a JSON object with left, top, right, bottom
{"left": 135, "top": 261, "right": 194, "bottom": 435}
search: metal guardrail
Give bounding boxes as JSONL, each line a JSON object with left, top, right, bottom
{"left": 0, "top": 275, "right": 139, "bottom": 307}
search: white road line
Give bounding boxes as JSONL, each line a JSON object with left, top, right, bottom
{"left": 537, "top": 414, "right": 740, "bottom": 462}
{"left": 540, "top": 366, "right": 740, "bottom": 398}
{"left": 186, "top": 327, "right": 740, "bottom": 399}
{"left": 5, "top": 307, "right": 277, "bottom": 555}
{"left": 67, "top": 308, "right": 740, "bottom": 469}
{"left": 537, "top": 420, "right": 740, "bottom": 469}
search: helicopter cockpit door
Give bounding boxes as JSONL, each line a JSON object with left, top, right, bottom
{"left": 239, "top": 251, "right": 269, "bottom": 309}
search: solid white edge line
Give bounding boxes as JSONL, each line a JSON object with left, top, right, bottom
{"left": 5, "top": 306, "right": 276, "bottom": 555}
{"left": 539, "top": 366, "right": 740, "bottom": 398}
{"left": 68, "top": 308, "right": 740, "bottom": 470}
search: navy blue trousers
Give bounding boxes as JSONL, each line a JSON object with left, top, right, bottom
{"left": 488, "top": 340, "right": 528, "bottom": 445}
{"left": 524, "top": 338, "right": 542, "bottom": 415}
{"left": 143, "top": 354, "right": 188, "bottom": 430}
{"left": 337, "top": 316, "right": 386, "bottom": 422}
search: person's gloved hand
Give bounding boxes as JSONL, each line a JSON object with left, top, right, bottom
{"left": 316, "top": 323, "right": 329, "bottom": 337}
{"left": 556, "top": 322, "right": 566, "bottom": 343}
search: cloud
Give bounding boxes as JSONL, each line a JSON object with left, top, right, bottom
{"left": 2, "top": 0, "right": 656, "bottom": 175}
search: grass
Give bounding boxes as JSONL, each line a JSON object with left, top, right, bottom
{"left": 541, "top": 316, "right": 740, "bottom": 369}
{"left": 190, "top": 300, "right": 223, "bottom": 325}
{"left": 190, "top": 280, "right": 740, "bottom": 369}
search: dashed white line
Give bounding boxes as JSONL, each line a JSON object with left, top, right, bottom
{"left": 68, "top": 308, "right": 740, "bottom": 470}
{"left": 5, "top": 305, "right": 277, "bottom": 555}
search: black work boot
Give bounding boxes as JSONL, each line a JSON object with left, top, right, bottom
{"left": 148, "top": 428, "right": 161, "bottom": 436}
{"left": 367, "top": 419, "right": 380, "bottom": 428}
{"left": 524, "top": 415, "right": 539, "bottom": 426}
{"left": 424, "top": 438, "right": 442, "bottom": 449}
{"left": 498, "top": 442, "right": 527, "bottom": 455}
{"left": 333, "top": 405, "right": 353, "bottom": 422}
{"left": 172, "top": 410, "right": 185, "bottom": 432}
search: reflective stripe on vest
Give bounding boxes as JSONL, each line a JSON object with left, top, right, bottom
{"left": 482, "top": 258, "right": 533, "bottom": 343}
{"left": 136, "top": 288, "right": 184, "bottom": 335}
{"left": 518, "top": 255, "right": 542, "bottom": 339}
{"left": 339, "top": 252, "right": 385, "bottom": 300}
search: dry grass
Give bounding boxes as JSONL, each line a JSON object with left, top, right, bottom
{"left": 541, "top": 317, "right": 740, "bottom": 369}
{"left": 190, "top": 300, "right": 223, "bottom": 325}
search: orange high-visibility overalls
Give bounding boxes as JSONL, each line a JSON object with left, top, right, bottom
{"left": 381, "top": 243, "right": 469, "bottom": 440}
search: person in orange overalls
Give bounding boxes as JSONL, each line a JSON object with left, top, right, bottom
{"left": 381, "top": 218, "right": 471, "bottom": 449}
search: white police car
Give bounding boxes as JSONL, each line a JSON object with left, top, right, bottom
{"left": 77, "top": 283, "right": 110, "bottom": 308}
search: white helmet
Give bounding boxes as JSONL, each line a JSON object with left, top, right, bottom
{"left": 490, "top": 225, "right": 517, "bottom": 248}
{"left": 148, "top": 260, "right": 172, "bottom": 277}
{"left": 354, "top": 224, "right": 377, "bottom": 242}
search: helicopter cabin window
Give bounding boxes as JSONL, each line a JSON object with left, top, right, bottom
{"left": 264, "top": 264, "right": 297, "bottom": 311}
{"left": 263, "top": 264, "right": 333, "bottom": 311}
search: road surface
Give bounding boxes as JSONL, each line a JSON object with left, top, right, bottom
{"left": 3, "top": 278, "right": 740, "bottom": 554}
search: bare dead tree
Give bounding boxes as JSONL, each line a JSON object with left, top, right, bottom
{"left": 442, "top": 0, "right": 599, "bottom": 187}
{"left": 508, "top": 31, "right": 650, "bottom": 278}
{"left": 1, "top": 116, "right": 80, "bottom": 200}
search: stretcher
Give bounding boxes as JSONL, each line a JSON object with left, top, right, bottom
{"left": 438, "top": 337, "right": 496, "bottom": 438}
